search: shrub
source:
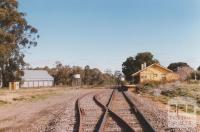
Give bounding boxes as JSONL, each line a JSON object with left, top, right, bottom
{"left": 190, "top": 71, "right": 200, "bottom": 80}
{"left": 161, "top": 88, "right": 189, "bottom": 97}
{"left": 143, "top": 81, "right": 161, "bottom": 88}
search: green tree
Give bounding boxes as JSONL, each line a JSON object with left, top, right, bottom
{"left": 114, "top": 70, "right": 123, "bottom": 85}
{"left": 0, "top": 0, "right": 38, "bottom": 86}
{"left": 167, "top": 62, "right": 189, "bottom": 72}
{"left": 82, "top": 66, "right": 103, "bottom": 85}
{"left": 83, "top": 65, "right": 90, "bottom": 85}
{"left": 122, "top": 52, "right": 159, "bottom": 82}
{"left": 122, "top": 57, "right": 136, "bottom": 82}
{"left": 53, "top": 63, "right": 73, "bottom": 86}
{"left": 198, "top": 66, "right": 200, "bottom": 71}
{"left": 191, "top": 72, "right": 200, "bottom": 80}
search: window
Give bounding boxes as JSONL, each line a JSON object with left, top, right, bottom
{"left": 162, "top": 74, "right": 166, "bottom": 81}
{"left": 141, "top": 75, "right": 147, "bottom": 79}
{"left": 162, "top": 74, "right": 166, "bottom": 77}
{"left": 153, "top": 74, "right": 157, "bottom": 78}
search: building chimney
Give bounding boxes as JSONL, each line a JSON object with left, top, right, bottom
{"left": 141, "top": 64, "right": 144, "bottom": 70}
{"left": 141, "top": 63, "right": 147, "bottom": 70}
{"left": 144, "top": 62, "right": 147, "bottom": 69}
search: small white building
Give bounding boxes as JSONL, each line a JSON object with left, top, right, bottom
{"left": 21, "top": 70, "right": 54, "bottom": 88}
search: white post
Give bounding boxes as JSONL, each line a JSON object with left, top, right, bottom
{"left": 141, "top": 64, "right": 144, "bottom": 70}
{"left": 144, "top": 62, "right": 147, "bottom": 69}
{"left": 195, "top": 71, "right": 197, "bottom": 81}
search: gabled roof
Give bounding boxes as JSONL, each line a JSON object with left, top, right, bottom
{"left": 22, "top": 70, "right": 54, "bottom": 81}
{"left": 132, "top": 63, "right": 173, "bottom": 77}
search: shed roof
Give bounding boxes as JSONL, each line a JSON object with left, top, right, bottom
{"left": 22, "top": 70, "right": 54, "bottom": 81}
{"left": 132, "top": 63, "right": 173, "bottom": 77}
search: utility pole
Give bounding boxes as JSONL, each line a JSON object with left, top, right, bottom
{"left": 195, "top": 71, "right": 197, "bottom": 81}
{"left": 114, "top": 70, "right": 123, "bottom": 87}
{"left": 105, "top": 69, "right": 112, "bottom": 88}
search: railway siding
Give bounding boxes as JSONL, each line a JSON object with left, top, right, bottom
{"left": 78, "top": 92, "right": 105, "bottom": 132}
{"left": 111, "top": 90, "right": 145, "bottom": 131}
{"left": 94, "top": 88, "right": 155, "bottom": 132}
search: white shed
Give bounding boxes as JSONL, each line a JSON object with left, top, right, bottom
{"left": 21, "top": 70, "right": 54, "bottom": 88}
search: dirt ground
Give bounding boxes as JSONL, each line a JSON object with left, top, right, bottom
{"left": 0, "top": 87, "right": 104, "bottom": 131}
{"left": 1, "top": 86, "right": 199, "bottom": 131}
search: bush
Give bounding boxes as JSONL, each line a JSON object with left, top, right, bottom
{"left": 143, "top": 81, "right": 161, "bottom": 88}
{"left": 188, "top": 80, "right": 200, "bottom": 84}
{"left": 161, "top": 90, "right": 175, "bottom": 97}
{"left": 161, "top": 88, "right": 189, "bottom": 97}
{"left": 190, "top": 72, "right": 200, "bottom": 80}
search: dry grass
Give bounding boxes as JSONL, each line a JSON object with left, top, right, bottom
{"left": 161, "top": 84, "right": 200, "bottom": 105}
{"left": 0, "top": 87, "right": 70, "bottom": 106}
{"left": 0, "top": 100, "right": 9, "bottom": 105}
{"left": 137, "top": 83, "right": 200, "bottom": 115}
{"left": 0, "top": 86, "right": 107, "bottom": 107}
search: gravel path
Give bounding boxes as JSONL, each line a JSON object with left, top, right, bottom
{"left": 44, "top": 91, "right": 81, "bottom": 132}
{"left": 79, "top": 92, "right": 104, "bottom": 131}
{"left": 0, "top": 89, "right": 103, "bottom": 132}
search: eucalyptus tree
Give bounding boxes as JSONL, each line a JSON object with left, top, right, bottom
{"left": 0, "top": 0, "right": 39, "bottom": 86}
{"left": 122, "top": 52, "right": 159, "bottom": 82}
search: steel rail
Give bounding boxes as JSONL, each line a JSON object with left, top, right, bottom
{"left": 77, "top": 90, "right": 109, "bottom": 132}
{"left": 77, "top": 92, "right": 94, "bottom": 132}
{"left": 122, "top": 91, "right": 156, "bottom": 132}
{"left": 94, "top": 89, "right": 115, "bottom": 132}
{"left": 77, "top": 88, "right": 156, "bottom": 132}
{"left": 95, "top": 89, "right": 135, "bottom": 132}
{"left": 108, "top": 89, "right": 137, "bottom": 131}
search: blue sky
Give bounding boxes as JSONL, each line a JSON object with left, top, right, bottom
{"left": 20, "top": 0, "right": 200, "bottom": 71}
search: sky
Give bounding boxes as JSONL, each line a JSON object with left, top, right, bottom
{"left": 19, "top": 0, "right": 200, "bottom": 71}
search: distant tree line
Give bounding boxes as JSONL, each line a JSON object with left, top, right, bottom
{"left": 167, "top": 62, "right": 200, "bottom": 81}
{"left": 167, "top": 62, "right": 189, "bottom": 72}
{"left": 30, "top": 62, "right": 117, "bottom": 86}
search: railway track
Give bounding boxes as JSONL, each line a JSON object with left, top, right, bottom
{"left": 78, "top": 92, "right": 104, "bottom": 132}
{"left": 109, "top": 90, "right": 147, "bottom": 131}
{"left": 77, "top": 88, "right": 155, "bottom": 132}
{"left": 44, "top": 92, "right": 83, "bottom": 132}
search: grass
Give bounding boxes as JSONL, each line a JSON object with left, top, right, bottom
{"left": 0, "top": 100, "right": 9, "bottom": 106}
{"left": 0, "top": 88, "right": 8, "bottom": 93}
{"left": 30, "top": 92, "right": 57, "bottom": 101}
{"left": 12, "top": 92, "right": 58, "bottom": 102}
{"left": 12, "top": 97, "right": 27, "bottom": 101}
{"left": 136, "top": 83, "right": 200, "bottom": 115}
{"left": 140, "top": 92, "right": 170, "bottom": 105}
{"left": 0, "top": 87, "right": 66, "bottom": 106}
{"left": 161, "top": 84, "right": 200, "bottom": 106}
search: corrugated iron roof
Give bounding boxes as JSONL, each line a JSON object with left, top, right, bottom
{"left": 22, "top": 70, "right": 54, "bottom": 81}
{"left": 132, "top": 63, "right": 173, "bottom": 76}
